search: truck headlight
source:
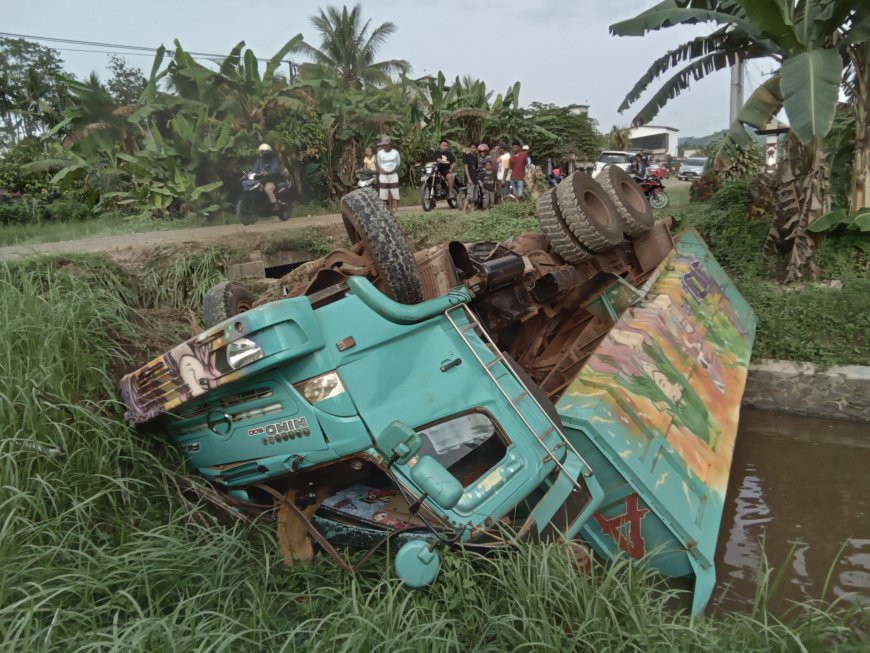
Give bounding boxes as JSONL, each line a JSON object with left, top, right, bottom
{"left": 294, "top": 371, "right": 345, "bottom": 403}
{"left": 225, "top": 338, "right": 264, "bottom": 370}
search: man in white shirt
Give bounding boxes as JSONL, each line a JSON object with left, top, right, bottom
{"left": 375, "top": 136, "right": 401, "bottom": 215}
{"left": 496, "top": 143, "right": 511, "bottom": 200}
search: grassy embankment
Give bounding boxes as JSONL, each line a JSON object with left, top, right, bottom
{"left": 0, "top": 251, "right": 867, "bottom": 650}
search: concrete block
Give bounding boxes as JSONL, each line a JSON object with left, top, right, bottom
{"left": 228, "top": 260, "right": 265, "bottom": 280}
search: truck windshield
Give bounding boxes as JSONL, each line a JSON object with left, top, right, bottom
{"left": 417, "top": 413, "right": 507, "bottom": 486}
{"left": 598, "top": 153, "right": 631, "bottom": 164}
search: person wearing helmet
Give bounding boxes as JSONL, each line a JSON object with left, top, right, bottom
{"left": 252, "top": 143, "right": 282, "bottom": 210}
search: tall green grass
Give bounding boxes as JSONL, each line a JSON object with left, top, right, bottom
{"left": 0, "top": 254, "right": 866, "bottom": 651}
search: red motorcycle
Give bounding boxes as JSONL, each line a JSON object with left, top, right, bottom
{"left": 635, "top": 174, "right": 670, "bottom": 210}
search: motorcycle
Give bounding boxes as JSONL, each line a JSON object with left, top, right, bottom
{"left": 635, "top": 174, "right": 670, "bottom": 210}
{"left": 419, "top": 162, "right": 458, "bottom": 212}
{"left": 356, "top": 168, "right": 378, "bottom": 190}
{"left": 236, "top": 171, "right": 292, "bottom": 225}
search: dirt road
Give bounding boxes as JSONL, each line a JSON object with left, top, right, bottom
{"left": 0, "top": 213, "right": 350, "bottom": 261}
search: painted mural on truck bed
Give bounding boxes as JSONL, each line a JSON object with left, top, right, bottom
{"left": 557, "top": 228, "right": 756, "bottom": 613}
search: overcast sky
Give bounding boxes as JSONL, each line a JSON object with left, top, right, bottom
{"left": 5, "top": 0, "right": 775, "bottom": 138}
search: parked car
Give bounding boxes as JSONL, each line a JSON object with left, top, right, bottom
{"left": 593, "top": 151, "right": 633, "bottom": 176}
{"left": 677, "top": 157, "right": 707, "bottom": 180}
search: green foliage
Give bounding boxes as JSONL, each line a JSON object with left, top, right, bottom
{"left": 530, "top": 104, "right": 603, "bottom": 163}
{"left": 689, "top": 181, "right": 769, "bottom": 274}
{"left": 398, "top": 201, "right": 537, "bottom": 248}
{"left": 690, "top": 173, "right": 722, "bottom": 202}
{"left": 741, "top": 277, "right": 870, "bottom": 365}
{"left": 137, "top": 245, "right": 237, "bottom": 310}
{"left": 0, "top": 37, "right": 66, "bottom": 148}
{"left": 106, "top": 54, "right": 147, "bottom": 105}
{"left": 0, "top": 137, "right": 55, "bottom": 194}
{"left": 0, "top": 197, "right": 91, "bottom": 226}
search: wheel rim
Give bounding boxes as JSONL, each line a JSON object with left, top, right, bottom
{"left": 650, "top": 192, "right": 667, "bottom": 209}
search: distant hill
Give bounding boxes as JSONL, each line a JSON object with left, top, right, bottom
{"left": 678, "top": 130, "right": 728, "bottom": 149}
{"left": 678, "top": 128, "right": 765, "bottom": 153}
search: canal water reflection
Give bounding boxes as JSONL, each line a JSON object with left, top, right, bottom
{"left": 714, "top": 408, "right": 870, "bottom": 611}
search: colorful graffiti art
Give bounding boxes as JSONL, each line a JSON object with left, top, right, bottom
{"left": 557, "top": 229, "right": 756, "bottom": 613}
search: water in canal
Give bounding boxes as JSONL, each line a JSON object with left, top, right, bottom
{"left": 714, "top": 408, "right": 870, "bottom": 611}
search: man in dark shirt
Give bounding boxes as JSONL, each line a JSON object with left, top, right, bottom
{"left": 434, "top": 139, "right": 457, "bottom": 197}
{"left": 463, "top": 143, "right": 479, "bottom": 208}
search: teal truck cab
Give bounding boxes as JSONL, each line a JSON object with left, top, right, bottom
{"left": 121, "top": 182, "right": 755, "bottom": 614}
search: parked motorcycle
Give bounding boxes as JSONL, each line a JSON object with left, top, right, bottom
{"left": 236, "top": 171, "right": 292, "bottom": 225}
{"left": 635, "top": 174, "right": 670, "bottom": 210}
{"left": 356, "top": 169, "right": 378, "bottom": 191}
{"left": 419, "top": 162, "right": 458, "bottom": 212}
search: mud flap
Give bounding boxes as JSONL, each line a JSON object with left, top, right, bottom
{"left": 555, "top": 228, "right": 756, "bottom": 614}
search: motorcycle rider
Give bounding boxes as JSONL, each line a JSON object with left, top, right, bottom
{"left": 252, "top": 143, "right": 282, "bottom": 211}
{"left": 629, "top": 152, "right": 647, "bottom": 180}
{"left": 434, "top": 139, "right": 457, "bottom": 198}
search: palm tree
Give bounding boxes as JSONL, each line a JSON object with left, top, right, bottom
{"left": 607, "top": 126, "right": 632, "bottom": 150}
{"left": 291, "top": 4, "right": 410, "bottom": 91}
{"left": 611, "top": 1, "right": 870, "bottom": 279}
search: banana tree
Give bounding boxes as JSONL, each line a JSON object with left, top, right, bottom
{"left": 612, "top": 1, "right": 870, "bottom": 278}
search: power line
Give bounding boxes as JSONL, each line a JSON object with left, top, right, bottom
{"left": 0, "top": 31, "right": 295, "bottom": 65}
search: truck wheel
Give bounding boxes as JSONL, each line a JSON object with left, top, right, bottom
{"left": 555, "top": 173, "right": 624, "bottom": 252}
{"left": 536, "top": 187, "right": 593, "bottom": 263}
{"left": 341, "top": 188, "right": 424, "bottom": 304}
{"left": 236, "top": 198, "right": 257, "bottom": 226}
{"left": 595, "top": 166, "right": 654, "bottom": 237}
{"left": 202, "top": 281, "right": 256, "bottom": 329}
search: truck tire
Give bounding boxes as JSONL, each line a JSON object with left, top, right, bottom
{"left": 536, "top": 187, "right": 593, "bottom": 263}
{"left": 595, "top": 166, "right": 654, "bottom": 237}
{"left": 341, "top": 188, "right": 424, "bottom": 304}
{"left": 555, "top": 173, "right": 624, "bottom": 252}
{"left": 203, "top": 281, "right": 256, "bottom": 328}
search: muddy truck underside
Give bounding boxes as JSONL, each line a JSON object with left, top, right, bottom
{"left": 121, "top": 172, "right": 755, "bottom": 614}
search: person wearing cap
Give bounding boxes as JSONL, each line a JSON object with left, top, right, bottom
{"left": 522, "top": 144, "right": 534, "bottom": 174}
{"left": 509, "top": 140, "right": 529, "bottom": 199}
{"left": 251, "top": 143, "right": 282, "bottom": 210}
{"left": 375, "top": 136, "right": 401, "bottom": 214}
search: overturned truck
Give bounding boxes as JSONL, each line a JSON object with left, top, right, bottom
{"left": 121, "top": 168, "right": 755, "bottom": 614}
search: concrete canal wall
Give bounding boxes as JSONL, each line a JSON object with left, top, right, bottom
{"left": 743, "top": 360, "right": 870, "bottom": 423}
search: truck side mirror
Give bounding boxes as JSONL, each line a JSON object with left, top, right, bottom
{"left": 410, "top": 456, "right": 463, "bottom": 510}
{"left": 375, "top": 421, "right": 421, "bottom": 466}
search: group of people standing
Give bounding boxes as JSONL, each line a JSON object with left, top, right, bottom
{"left": 361, "top": 136, "right": 534, "bottom": 214}
{"left": 463, "top": 141, "right": 531, "bottom": 209}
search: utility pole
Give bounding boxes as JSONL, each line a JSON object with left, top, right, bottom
{"left": 729, "top": 56, "right": 745, "bottom": 125}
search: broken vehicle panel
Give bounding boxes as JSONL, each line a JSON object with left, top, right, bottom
{"left": 120, "top": 183, "right": 756, "bottom": 614}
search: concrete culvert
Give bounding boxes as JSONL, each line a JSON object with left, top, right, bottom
{"left": 595, "top": 166, "right": 654, "bottom": 237}
{"left": 340, "top": 188, "right": 424, "bottom": 305}
{"left": 555, "top": 172, "right": 624, "bottom": 252}
{"left": 536, "top": 187, "right": 594, "bottom": 263}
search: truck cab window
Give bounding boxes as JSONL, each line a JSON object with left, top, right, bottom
{"left": 416, "top": 413, "right": 507, "bottom": 486}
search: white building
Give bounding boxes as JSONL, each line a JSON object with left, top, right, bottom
{"left": 629, "top": 125, "right": 680, "bottom": 158}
